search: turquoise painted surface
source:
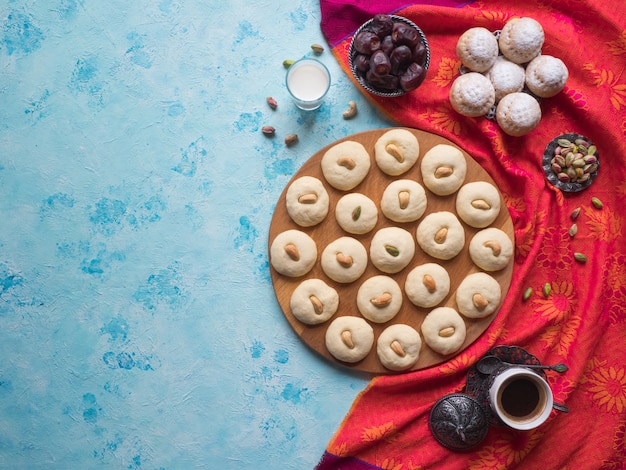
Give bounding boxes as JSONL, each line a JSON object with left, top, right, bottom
{"left": 0, "top": 1, "right": 393, "bottom": 468}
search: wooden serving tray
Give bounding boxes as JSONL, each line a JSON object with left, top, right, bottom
{"left": 268, "top": 128, "right": 514, "bottom": 374}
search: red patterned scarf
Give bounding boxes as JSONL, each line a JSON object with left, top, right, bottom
{"left": 316, "top": 1, "right": 626, "bottom": 468}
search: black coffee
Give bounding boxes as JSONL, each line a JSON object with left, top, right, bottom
{"left": 500, "top": 378, "right": 540, "bottom": 417}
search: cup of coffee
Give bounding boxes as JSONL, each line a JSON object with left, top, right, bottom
{"left": 488, "top": 367, "right": 553, "bottom": 430}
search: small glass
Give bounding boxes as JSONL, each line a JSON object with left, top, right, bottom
{"left": 285, "top": 58, "right": 331, "bottom": 110}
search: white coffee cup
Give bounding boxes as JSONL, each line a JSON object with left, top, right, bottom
{"left": 489, "top": 366, "right": 553, "bottom": 430}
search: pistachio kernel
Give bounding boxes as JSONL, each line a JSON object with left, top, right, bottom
{"left": 591, "top": 197, "right": 603, "bottom": 209}
{"left": 543, "top": 282, "right": 552, "bottom": 297}
{"left": 523, "top": 287, "right": 533, "bottom": 301}
{"left": 574, "top": 252, "right": 588, "bottom": 263}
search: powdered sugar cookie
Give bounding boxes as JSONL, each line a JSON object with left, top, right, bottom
{"left": 376, "top": 324, "right": 422, "bottom": 371}
{"left": 370, "top": 226, "right": 415, "bottom": 274}
{"left": 416, "top": 211, "right": 465, "bottom": 261}
{"left": 449, "top": 72, "right": 496, "bottom": 117}
{"left": 456, "top": 27, "right": 499, "bottom": 73}
{"left": 455, "top": 272, "right": 501, "bottom": 319}
{"left": 405, "top": 262, "right": 451, "bottom": 308}
{"left": 325, "top": 316, "right": 374, "bottom": 363}
{"left": 270, "top": 229, "right": 317, "bottom": 277}
{"left": 495, "top": 92, "right": 541, "bottom": 137}
{"left": 380, "top": 179, "right": 427, "bottom": 223}
{"left": 356, "top": 275, "right": 403, "bottom": 324}
{"left": 374, "top": 128, "right": 420, "bottom": 176}
{"left": 485, "top": 56, "right": 526, "bottom": 102}
{"left": 335, "top": 193, "right": 378, "bottom": 235}
{"left": 455, "top": 181, "right": 501, "bottom": 228}
{"left": 469, "top": 227, "right": 513, "bottom": 271}
{"left": 321, "top": 236, "right": 368, "bottom": 283}
{"left": 525, "top": 54, "right": 568, "bottom": 98}
{"left": 286, "top": 176, "right": 330, "bottom": 227}
{"left": 290, "top": 278, "right": 339, "bottom": 325}
{"left": 421, "top": 144, "right": 467, "bottom": 196}
{"left": 421, "top": 307, "right": 466, "bottom": 355}
{"left": 499, "top": 17, "right": 544, "bottom": 65}
{"left": 321, "top": 140, "right": 371, "bottom": 190}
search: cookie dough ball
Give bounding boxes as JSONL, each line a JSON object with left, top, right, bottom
{"left": 270, "top": 229, "right": 317, "bottom": 277}
{"left": 456, "top": 27, "right": 499, "bottom": 73}
{"left": 421, "top": 144, "right": 467, "bottom": 196}
{"left": 321, "top": 236, "right": 368, "bottom": 283}
{"left": 405, "top": 263, "right": 451, "bottom": 308}
{"left": 380, "top": 179, "right": 427, "bottom": 223}
{"left": 499, "top": 17, "right": 544, "bottom": 65}
{"left": 377, "top": 324, "right": 422, "bottom": 371}
{"left": 325, "top": 316, "right": 374, "bottom": 363}
{"left": 374, "top": 128, "right": 420, "bottom": 176}
{"left": 356, "top": 275, "right": 402, "bottom": 324}
{"left": 416, "top": 211, "right": 465, "bottom": 261}
{"left": 370, "top": 227, "right": 415, "bottom": 274}
{"left": 421, "top": 307, "right": 466, "bottom": 355}
{"left": 485, "top": 56, "right": 526, "bottom": 102}
{"left": 321, "top": 140, "right": 371, "bottom": 190}
{"left": 525, "top": 54, "right": 568, "bottom": 98}
{"left": 290, "top": 279, "right": 339, "bottom": 325}
{"left": 469, "top": 227, "right": 513, "bottom": 271}
{"left": 455, "top": 272, "right": 502, "bottom": 319}
{"left": 286, "top": 176, "right": 330, "bottom": 227}
{"left": 495, "top": 92, "right": 541, "bottom": 137}
{"left": 455, "top": 181, "right": 501, "bottom": 228}
{"left": 335, "top": 193, "right": 378, "bottom": 235}
{"left": 449, "top": 72, "right": 496, "bottom": 117}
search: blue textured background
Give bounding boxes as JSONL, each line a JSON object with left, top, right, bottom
{"left": 0, "top": 1, "right": 393, "bottom": 468}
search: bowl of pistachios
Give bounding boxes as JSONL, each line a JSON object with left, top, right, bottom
{"left": 543, "top": 133, "right": 600, "bottom": 192}
{"left": 349, "top": 14, "right": 430, "bottom": 97}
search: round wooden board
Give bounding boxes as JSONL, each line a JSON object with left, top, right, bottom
{"left": 268, "top": 127, "right": 514, "bottom": 375}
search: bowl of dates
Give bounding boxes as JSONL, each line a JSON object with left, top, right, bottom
{"left": 349, "top": 14, "right": 430, "bottom": 97}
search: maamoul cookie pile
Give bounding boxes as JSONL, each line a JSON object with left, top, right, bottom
{"left": 450, "top": 17, "right": 568, "bottom": 136}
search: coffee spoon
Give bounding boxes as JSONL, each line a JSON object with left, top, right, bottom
{"left": 476, "top": 355, "right": 569, "bottom": 375}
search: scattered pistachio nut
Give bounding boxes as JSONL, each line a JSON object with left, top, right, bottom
{"left": 311, "top": 43, "right": 324, "bottom": 54}
{"left": 283, "top": 59, "right": 294, "bottom": 68}
{"left": 390, "top": 340, "right": 406, "bottom": 357}
{"left": 342, "top": 100, "right": 358, "bottom": 119}
{"left": 574, "top": 252, "right": 588, "bottom": 263}
{"left": 370, "top": 292, "right": 393, "bottom": 308}
{"left": 341, "top": 330, "right": 355, "bottom": 349}
{"left": 309, "top": 295, "right": 324, "bottom": 315}
{"left": 284, "top": 243, "right": 300, "bottom": 261}
{"left": 570, "top": 207, "right": 581, "bottom": 220}
{"left": 543, "top": 282, "right": 552, "bottom": 297}
{"left": 591, "top": 197, "right": 603, "bottom": 209}
{"left": 568, "top": 223, "right": 578, "bottom": 237}
{"left": 523, "top": 287, "right": 533, "bottom": 301}
{"left": 266, "top": 96, "right": 278, "bottom": 110}
{"left": 262, "top": 125, "right": 276, "bottom": 136}
{"left": 284, "top": 133, "right": 298, "bottom": 146}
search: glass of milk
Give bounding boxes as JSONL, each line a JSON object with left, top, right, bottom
{"left": 286, "top": 58, "right": 331, "bottom": 110}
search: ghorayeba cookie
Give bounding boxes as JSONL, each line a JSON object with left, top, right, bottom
{"left": 321, "top": 140, "right": 371, "bottom": 190}
{"left": 286, "top": 176, "right": 330, "bottom": 227}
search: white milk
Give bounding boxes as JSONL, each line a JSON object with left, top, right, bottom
{"left": 286, "top": 59, "right": 330, "bottom": 110}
